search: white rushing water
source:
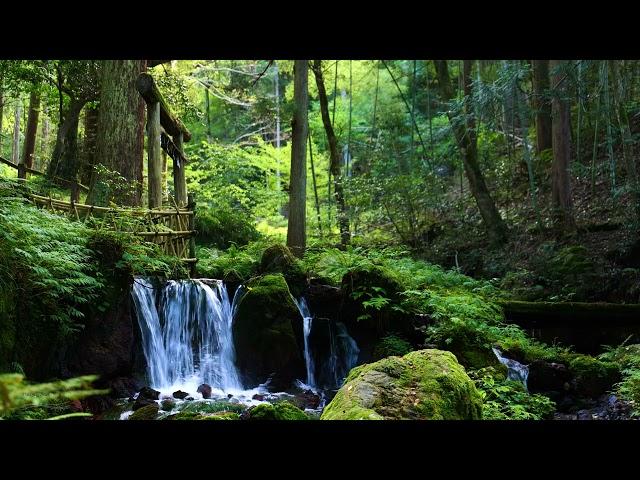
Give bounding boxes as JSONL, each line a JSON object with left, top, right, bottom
{"left": 492, "top": 347, "right": 529, "bottom": 390}
{"left": 293, "top": 297, "right": 317, "bottom": 389}
{"left": 131, "top": 278, "right": 244, "bottom": 396}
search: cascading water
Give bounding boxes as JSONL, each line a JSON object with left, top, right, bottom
{"left": 492, "top": 347, "right": 529, "bottom": 390}
{"left": 131, "top": 277, "right": 244, "bottom": 395}
{"left": 293, "top": 297, "right": 316, "bottom": 389}
{"left": 293, "top": 296, "right": 360, "bottom": 392}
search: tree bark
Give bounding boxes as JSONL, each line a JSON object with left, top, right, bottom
{"left": 433, "top": 60, "right": 508, "bottom": 245}
{"left": 87, "top": 60, "right": 146, "bottom": 206}
{"left": 532, "top": 60, "right": 553, "bottom": 153}
{"left": 21, "top": 89, "right": 41, "bottom": 173}
{"left": 79, "top": 105, "right": 99, "bottom": 186}
{"left": 550, "top": 59, "right": 575, "bottom": 229}
{"left": 12, "top": 99, "right": 21, "bottom": 168}
{"left": 286, "top": 60, "right": 308, "bottom": 257}
{"left": 46, "top": 97, "right": 85, "bottom": 182}
{"left": 311, "top": 59, "right": 350, "bottom": 245}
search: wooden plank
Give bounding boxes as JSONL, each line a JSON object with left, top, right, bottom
{"left": 136, "top": 73, "right": 192, "bottom": 142}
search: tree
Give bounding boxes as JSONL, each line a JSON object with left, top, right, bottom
{"left": 20, "top": 88, "right": 41, "bottom": 175}
{"left": 550, "top": 60, "right": 575, "bottom": 229}
{"left": 311, "top": 59, "right": 351, "bottom": 245}
{"left": 531, "top": 60, "right": 553, "bottom": 153}
{"left": 433, "top": 60, "right": 508, "bottom": 245}
{"left": 87, "top": 60, "right": 146, "bottom": 206}
{"left": 286, "top": 60, "right": 308, "bottom": 257}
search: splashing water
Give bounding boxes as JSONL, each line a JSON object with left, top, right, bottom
{"left": 131, "top": 278, "right": 244, "bottom": 396}
{"left": 492, "top": 347, "right": 529, "bottom": 390}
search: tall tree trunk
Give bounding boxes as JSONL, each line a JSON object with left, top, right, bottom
{"left": 87, "top": 60, "right": 146, "bottom": 206}
{"left": 433, "top": 60, "right": 508, "bottom": 245}
{"left": 550, "top": 60, "right": 575, "bottom": 229}
{"left": 38, "top": 105, "right": 50, "bottom": 171}
{"left": 311, "top": 60, "right": 350, "bottom": 245}
{"left": 286, "top": 60, "right": 308, "bottom": 257}
{"left": 12, "top": 99, "right": 21, "bottom": 167}
{"left": 0, "top": 77, "right": 4, "bottom": 154}
{"left": 21, "top": 89, "right": 41, "bottom": 173}
{"left": 46, "top": 98, "right": 85, "bottom": 182}
{"left": 532, "top": 60, "right": 553, "bottom": 153}
{"left": 80, "top": 105, "right": 99, "bottom": 186}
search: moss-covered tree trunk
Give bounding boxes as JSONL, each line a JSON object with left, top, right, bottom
{"left": 312, "top": 59, "right": 350, "bottom": 245}
{"left": 46, "top": 97, "right": 85, "bottom": 181}
{"left": 532, "top": 60, "right": 553, "bottom": 153}
{"left": 434, "top": 60, "right": 507, "bottom": 245}
{"left": 79, "top": 104, "right": 99, "bottom": 186}
{"left": 286, "top": 60, "right": 308, "bottom": 257}
{"left": 87, "top": 60, "right": 146, "bottom": 206}
{"left": 550, "top": 60, "right": 575, "bottom": 230}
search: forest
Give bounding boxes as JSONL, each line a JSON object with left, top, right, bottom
{"left": 1, "top": 59, "right": 639, "bottom": 421}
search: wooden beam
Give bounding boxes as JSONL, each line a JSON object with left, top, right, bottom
{"left": 147, "top": 101, "right": 163, "bottom": 208}
{"left": 136, "top": 73, "right": 192, "bottom": 142}
{"left": 173, "top": 132, "right": 188, "bottom": 207}
{"left": 161, "top": 131, "right": 188, "bottom": 166}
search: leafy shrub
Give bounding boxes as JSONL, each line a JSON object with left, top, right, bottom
{"left": 196, "top": 206, "right": 260, "bottom": 249}
{"left": 469, "top": 368, "right": 556, "bottom": 420}
{"left": 372, "top": 335, "right": 413, "bottom": 360}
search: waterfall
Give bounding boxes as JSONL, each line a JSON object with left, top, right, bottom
{"left": 293, "top": 296, "right": 360, "bottom": 391}
{"left": 293, "top": 297, "right": 316, "bottom": 389}
{"left": 492, "top": 347, "right": 529, "bottom": 390}
{"left": 131, "top": 277, "right": 243, "bottom": 394}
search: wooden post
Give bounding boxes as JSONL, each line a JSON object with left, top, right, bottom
{"left": 173, "top": 132, "right": 188, "bottom": 207}
{"left": 147, "top": 101, "right": 162, "bottom": 208}
{"left": 71, "top": 178, "right": 80, "bottom": 203}
{"left": 187, "top": 193, "right": 196, "bottom": 276}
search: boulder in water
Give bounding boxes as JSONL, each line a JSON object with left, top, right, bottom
{"left": 173, "top": 390, "right": 189, "bottom": 400}
{"left": 242, "top": 401, "right": 309, "bottom": 420}
{"left": 197, "top": 383, "right": 212, "bottom": 399}
{"left": 129, "top": 404, "right": 159, "bottom": 420}
{"left": 133, "top": 386, "right": 160, "bottom": 410}
{"left": 233, "top": 274, "right": 304, "bottom": 389}
{"left": 567, "top": 355, "right": 621, "bottom": 398}
{"left": 320, "top": 349, "right": 482, "bottom": 420}
{"left": 528, "top": 360, "right": 571, "bottom": 393}
{"left": 161, "top": 399, "right": 176, "bottom": 411}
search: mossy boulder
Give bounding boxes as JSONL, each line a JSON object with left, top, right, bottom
{"left": 566, "top": 354, "right": 621, "bottom": 397}
{"left": 320, "top": 349, "right": 482, "bottom": 420}
{"left": 259, "top": 244, "right": 307, "bottom": 297}
{"left": 201, "top": 411, "right": 241, "bottom": 420}
{"left": 232, "top": 274, "right": 304, "bottom": 389}
{"left": 244, "top": 401, "right": 309, "bottom": 420}
{"left": 129, "top": 404, "right": 159, "bottom": 420}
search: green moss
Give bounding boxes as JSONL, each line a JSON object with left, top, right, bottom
{"left": 200, "top": 411, "right": 241, "bottom": 420}
{"left": 247, "top": 401, "right": 309, "bottom": 420}
{"left": 175, "top": 400, "right": 245, "bottom": 415}
{"left": 129, "top": 404, "right": 159, "bottom": 420}
{"left": 321, "top": 349, "right": 482, "bottom": 420}
{"left": 564, "top": 354, "right": 621, "bottom": 397}
{"left": 259, "top": 244, "right": 307, "bottom": 296}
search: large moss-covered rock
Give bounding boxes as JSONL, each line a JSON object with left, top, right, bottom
{"left": 566, "top": 354, "right": 621, "bottom": 398}
{"left": 244, "top": 401, "right": 309, "bottom": 420}
{"left": 233, "top": 274, "right": 304, "bottom": 389}
{"left": 129, "top": 403, "right": 159, "bottom": 420}
{"left": 320, "top": 349, "right": 482, "bottom": 420}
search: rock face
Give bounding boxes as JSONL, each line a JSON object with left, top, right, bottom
{"left": 320, "top": 349, "right": 483, "bottom": 420}
{"left": 232, "top": 274, "right": 304, "bottom": 390}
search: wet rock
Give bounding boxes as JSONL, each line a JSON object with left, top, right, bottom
{"left": 133, "top": 386, "right": 160, "bottom": 410}
{"left": 528, "top": 360, "right": 572, "bottom": 394}
{"left": 252, "top": 394, "right": 265, "bottom": 401}
{"left": 227, "top": 394, "right": 233, "bottom": 399}
{"left": 185, "top": 396, "right": 194, "bottom": 401}
{"left": 161, "top": 399, "right": 176, "bottom": 411}
{"left": 172, "top": 390, "right": 189, "bottom": 400}
{"left": 290, "top": 389, "right": 321, "bottom": 410}
{"left": 129, "top": 404, "right": 159, "bottom": 420}
{"left": 197, "top": 384, "right": 212, "bottom": 399}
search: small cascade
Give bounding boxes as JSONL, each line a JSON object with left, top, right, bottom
{"left": 492, "top": 347, "right": 529, "bottom": 389}
{"left": 131, "top": 277, "right": 244, "bottom": 395}
{"left": 293, "top": 297, "right": 316, "bottom": 389}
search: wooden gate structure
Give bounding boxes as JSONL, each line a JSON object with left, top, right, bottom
{"left": 2, "top": 72, "right": 199, "bottom": 272}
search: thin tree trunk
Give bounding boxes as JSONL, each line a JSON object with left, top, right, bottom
{"left": 205, "top": 85, "right": 211, "bottom": 142}
{"left": 309, "top": 131, "right": 322, "bottom": 235}
{"left": 286, "top": 60, "right": 308, "bottom": 257}
{"left": 12, "top": 99, "right": 21, "bottom": 167}
{"left": 532, "top": 60, "right": 553, "bottom": 153}
{"left": 433, "top": 60, "right": 508, "bottom": 245}
{"left": 312, "top": 59, "right": 350, "bottom": 245}
{"left": 274, "top": 61, "right": 281, "bottom": 192}
{"left": 21, "top": 89, "right": 41, "bottom": 173}
{"left": 87, "top": 60, "right": 146, "bottom": 206}
{"left": 0, "top": 77, "right": 4, "bottom": 154}
{"left": 550, "top": 59, "right": 575, "bottom": 229}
